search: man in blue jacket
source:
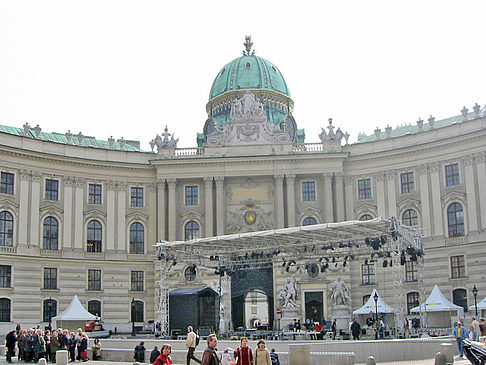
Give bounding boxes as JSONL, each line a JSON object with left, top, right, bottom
{"left": 452, "top": 322, "right": 467, "bottom": 357}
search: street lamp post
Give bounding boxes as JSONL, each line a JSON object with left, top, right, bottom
{"left": 373, "top": 292, "right": 379, "bottom": 340}
{"left": 472, "top": 285, "right": 479, "bottom": 317}
{"left": 48, "top": 296, "right": 53, "bottom": 331}
{"left": 131, "top": 298, "right": 136, "bottom": 336}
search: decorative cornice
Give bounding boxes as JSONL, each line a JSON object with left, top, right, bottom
{"left": 285, "top": 173, "right": 295, "bottom": 183}
{"left": 106, "top": 180, "right": 117, "bottom": 190}
{"left": 474, "top": 151, "right": 486, "bottom": 163}
{"left": 31, "top": 171, "right": 42, "bottom": 182}
{"left": 428, "top": 162, "right": 440, "bottom": 173}
{"left": 274, "top": 174, "right": 284, "bottom": 182}
{"left": 417, "top": 164, "right": 428, "bottom": 174}
{"left": 385, "top": 170, "right": 396, "bottom": 180}
{"left": 461, "top": 154, "right": 474, "bottom": 166}
{"left": 116, "top": 181, "right": 127, "bottom": 191}
{"left": 74, "top": 177, "right": 85, "bottom": 187}
{"left": 20, "top": 169, "right": 30, "bottom": 181}
{"left": 374, "top": 172, "right": 385, "bottom": 182}
{"left": 63, "top": 176, "right": 75, "bottom": 186}
{"left": 214, "top": 176, "right": 224, "bottom": 187}
{"left": 167, "top": 178, "right": 177, "bottom": 188}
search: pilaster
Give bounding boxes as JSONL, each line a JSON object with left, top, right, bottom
{"left": 73, "top": 177, "right": 85, "bottom": 250}
{"left": 323, "top": 173, "right": 334, "bottom": 223}
{"left": 429, "top": 162, "right": 443, "bottom": 236}
{"left": 204, "top": 177, "right": 214, "bottom": 237}
{"left": 274, "top": 174, "right": 284, "bottom": 228}
{"left": 215, "top": 177, "right": 225, "bottom": 235}
{"left": 418, "top": 164, "right": 431, "bottom": 236}
{"left": 375, "top": 172, "right": 386, "bottom": 217}
{"left": 116, "top": 181, "right": 127, "bottom": 251}
{"left": 386, "top": 170, "right": 397, "bottom": 218}
{"left": 18, "top": 170, "right": 30, "bottom": 245}
{"left": 30, "top": 171, "right": 41, "bottom": 246}
{"left": 463, "top": 155, "right": 478, "bottom": 232}
{"left": 156, "top": 179, "right": 166, "bottom": 242}
{"left": 334, "top": 173, "right": 345, "bottom": 222}
{"left": 286, "top": 174, "right": 296, "bottom": 227}
{"left": 344, "top": 177, "right": 354, "bottom": 220}
{"left": 106, "top": 180, "right": 116, "bottom": 251}
{"left": 474, "top": 152, "right": 486, "bottom": 230}
{"left": 167, "top": 178, "right": 177, "bottom": 241}
{"left": 62, "top": 177, "right": 74, "bottom": 249}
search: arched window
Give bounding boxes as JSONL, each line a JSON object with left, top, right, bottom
{"left": 88, "top": 300, "right": 102, "bottom": 317}
{"left": 43, "top": 299, "right": 57, "bottom": 323}
{"left": 0, "top": 211, "right": 13, "bottom": 247}
{"left": 184, "top": 265, "right": 197, "bottom": 282}
{"left": 452, "top": 288, "right": 468, "bottom": 312}
{"left": 302, "top": 217, "right": 317, "bottom": 226}
{"left": 43, "top": 216, "right": 59, "bottom": 250}
{"left": 447, "top": 203, "right": 464, "bottom": 237}
{"left": 406, "top": 292, "right": 419, "bottom": 315}
{"left": 129, "top": 222, "right": 144, "bottom": 254}
{"left": 359, "top": 214, "right": 373, "bottom": 221}
{"left": 87, "top": 220, "right": 102, "bottom": 252}
{"left": 402, "top": 209, "right": 418, "bottom": 227}
{"left": 131, "top": 300, "right": 144, "bottom": 322}
{"left": 0, "top": 298, "right": 11, "bottom": 322}
{"left": 363, "top": 294, "right": 371, "bottom": 305}
{"left": 185, "top": 221, "right": 199, "bottom": 241}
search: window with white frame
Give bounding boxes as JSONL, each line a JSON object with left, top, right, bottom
{"left": 358, "top": 178, "right": 371, "bottom": 199}
{"left": 400, "top": 172, "right": 414, "bottom": 194}
{"left": 445, "top": 163, "right": 460, "bottom": 186}
{"left": 0, "top": 172, "right": 14, "bottom": 195}
{"left": 88, "top": 184, "right": 102, "bottom": 204}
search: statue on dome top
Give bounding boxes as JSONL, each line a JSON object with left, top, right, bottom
{"left": 150, "top": 126, "right": 179, "bottom": 155}
{"left": 242, "top": 35, "right": 255, "bottom": 56}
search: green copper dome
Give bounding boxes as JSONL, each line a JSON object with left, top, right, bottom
{"left": 209, "top": 54, "right": 290, "bottom": 100}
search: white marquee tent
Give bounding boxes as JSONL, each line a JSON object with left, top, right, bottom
{"left": 470, "top": 295, "right": 486, "bottom": 315}
{"left": 353, "top": 289, "right": 396, "bottom": 315}
{"left": 52, "top": 295, "right": 98, "bottom": 330}
{"left": 410, "top": 285, "right": 464, "bottom": 328}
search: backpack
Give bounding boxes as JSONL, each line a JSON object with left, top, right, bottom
{"left": 195, "top": 334, "right": 200, "bottom": 347}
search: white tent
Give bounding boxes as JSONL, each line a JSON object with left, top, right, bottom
{"left": 353, "top": 289, "right": 395, "bottom": 314}
{"left": 52, "top": 295, "right": 98, "bottom": 329}
{"left": 410, "top": 285, "right": 464, "bottom": 328}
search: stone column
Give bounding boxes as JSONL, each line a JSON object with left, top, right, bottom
{"left": 30, "top": 171, "right": 41, "bottom": 245}
{"left": 386, "top": 170, "right": 397, "bottom": 218}
{"left": 167, "top": 178, "right": 177, "bottom": 241}
{"left": 334, "top": 173, "right": 345, "bottom": 222}
{"left": 73, "top": 178, "right": 85, "bottom": 250}
{"left": 418, "top": 165, "right": 432, "bottom": 236}
{"left": 116, "top": 182, "right": 127, "bottom": 251}
{"left": 274, "top": 174, "right": 284, "bottom": 228}
{"left": 475, "top": 152, "right": 486, "bottom": 230}
{"left": 286, "top": 174, "right": 296, "bottom": 227}
{"left": 147, "top": 182, "right": 158, "bottom": 249}
{"left": 429, "top": 163, "right": 443, "bottom": 236}
{"left": 156, "top": 179, "right": 166, "bottom": 241}
{"left": 18, "top": 170, "right": 31, "bottom": 246}
{"left": 344, "top": 177, "right": 354, "bottom": 220}
{"left": 215, "top": 177, "right": 225, "bottom": 235}
{"left": 375, "top": 172, "right": 386, "bottom": 217}
{"left": 463, "top": 155, "right": 478, "bottom": 232}
{"left": 323, "top": 173, "right": 334, "bottom": 223}
{"left": 106, "top": 180, "right": 116, "bottom": 251}
{"left": 62, "top": 177, "right": 74, "bottom": 249}
{"left": 204, "top": 177, "right": 214, "bottom": 237}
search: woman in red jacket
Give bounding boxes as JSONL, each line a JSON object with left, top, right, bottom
{"left": 234, "top": 337, "right": 253, "bottom": 365}
{"left": 153, "top": 344, "right": 172, "bottom": 365}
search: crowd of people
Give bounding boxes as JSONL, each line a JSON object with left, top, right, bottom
{"left": 5, "top": 326, "right": 98, "bottom": 363}
{"left": 453, "top": 317, "right": 486, "bottom": 357}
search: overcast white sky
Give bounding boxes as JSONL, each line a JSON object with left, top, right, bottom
{"left": 1, "top": 1, "right": 485, "bottom": 150}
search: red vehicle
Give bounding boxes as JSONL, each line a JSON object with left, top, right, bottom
{"left": 85, "top": 321, "right": 111, "bottom": 338}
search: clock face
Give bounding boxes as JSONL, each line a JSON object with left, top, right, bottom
{"left": 244, "top": 210, "right": 257, "bottom": 225}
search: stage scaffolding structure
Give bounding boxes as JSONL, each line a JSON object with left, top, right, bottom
{"left": 155, "top": 217, "right": 423, "bottom": 336}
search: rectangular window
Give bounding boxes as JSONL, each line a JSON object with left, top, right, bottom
{"left": 88, "top": 184, "right": 102, "bottom": 204}
{"left": 0, "top": 172, "right": 14, "bottom": 195}
{"left": 407, "top": 292, "right": 420, "bottom": 315}
{"left": 450, "top": 255, "right": 466, "bottom": 279}
{"left": 130, "top": 187, "right": 144, "bottom": 207}
{"left": 0, "top": 265, "right": 11, "bottom": 288}
{"left": 88, "top": 269, "right": 102, "bottom": 291}
{"left": 131, "top": 271, "right": 144, "bottom": 291}
{"left": 185, "top": 186, "right": 198, "bottom": 206}
{"left": 361, "top": 263, "right": 375, "bottom": 285}
{"left": 405, "top": 261, "right": 418, "bottom": 282}
{"left": 302, "top": 181, "right": 315, "bottom": 201}
{"left": 358, "top": 178, "right": 372, "bottom": 199}
{"left": 400, "top": 172, "right": 414, "bottom": 194}
{"left": 445, "top": 163, "right": 460, "bottom": 186}
{"left": 43, "top": 268, "right": 57, "bottom": 289}
{"left": 45, "top": 179, "right": 59, "bottom": 200}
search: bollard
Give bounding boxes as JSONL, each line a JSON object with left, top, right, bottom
{"left": 38, "top": 358, "right": 47, "bottom": 365}
{"left": 366, "top": 356, "right": 376, "bottom": 365}
{"left": 434, "top": 352, "right": 447, "bottom": 365}
{"left": 441, "top": 343, "right": 454, "bottom": 365}
{"left": 56, "top": 350, "right": 68, "bottom": 365}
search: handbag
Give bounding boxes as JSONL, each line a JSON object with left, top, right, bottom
{"left": 81, "top": 350, "right": 87, "bottom": 358}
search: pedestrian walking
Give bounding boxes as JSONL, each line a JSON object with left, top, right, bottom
{"left": 254, "top": 340, "right": 271, "bottom": 365}
{"left": 186, "top": 325, "right": 202, "bottom": 364}
{"left": 134, "top": 341, "right": 146, "bottom": 362}
{"left": 153, "top": 344, "right": 172, "bottom": 365}
{"left": 234, "top": 337, "right": 253, "bottom": 365}
{"left": 453, "top": 322, "right": 467, "bottom": 357}
{"left": 202, "top": 334, "right": 220, "bottom": 365}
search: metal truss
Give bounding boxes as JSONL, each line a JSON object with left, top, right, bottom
{"left": 154, "top": 217, "right": 423, "bottom": 334}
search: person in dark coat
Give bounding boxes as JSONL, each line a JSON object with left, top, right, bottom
{"left": 6, "top": 330, "right": 17, "bottom": 363}
{"left": 350, "top": 319, "right": 361, "bottom": 340}
{"left": 150, "top": 345, "right": 161, "bottom": 363}
{"left": 134, "top": 341, "right": 146, "bottom": 362}
{"left": 68, "top": 332, "right": 77, "bottom": 362}
{"left": 79, "top": 333, "right": 89, "bottom": 362}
